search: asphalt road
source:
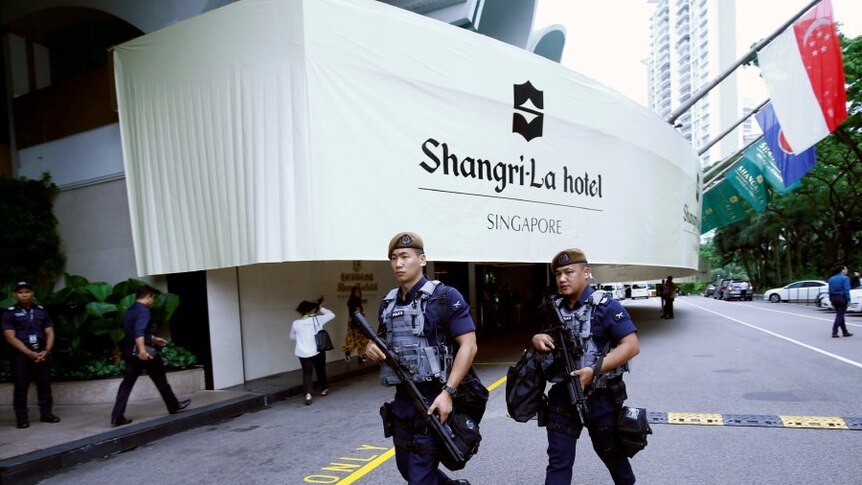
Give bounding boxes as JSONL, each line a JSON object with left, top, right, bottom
{"left": 39, "top": 296, "right": 862, "bottom": 484}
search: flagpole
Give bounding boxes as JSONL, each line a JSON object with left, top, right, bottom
{"left": 697, "top": 99, "right": 768, "bottom": 156}
{"left": 667, "top": 0, "right": 821, "bottom": 125}
{"left": 703, "top": 136, "right": 763, "bottom": 190}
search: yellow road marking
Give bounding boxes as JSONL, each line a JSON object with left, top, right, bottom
{"left": 779, "top": 415, "right": 849, "bottom": 429}
{"left": 667, "top": 412, "right": 724, "bottom": 425}
{"left": 486, "top": 375, "right": 507, "bottom": 392}
{"left": 336, "top": 376, "right": 505, "bottom": 483}
{"left": 337, "top": 448, "right": 396, "bottom": 484}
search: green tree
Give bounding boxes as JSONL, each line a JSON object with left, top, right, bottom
{"left": 0, "top": 173, "right": 66, "bottom": 286}
{"left": 713, "top": 33, "right": 862, "bottom": 289}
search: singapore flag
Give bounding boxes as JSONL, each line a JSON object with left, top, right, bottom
{"left": 757, "top": 0, "right": 847, "bottom": 155}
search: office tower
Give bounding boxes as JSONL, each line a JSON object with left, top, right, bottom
{"left": 647, "top": 0, "right": 738, "bottom": 165}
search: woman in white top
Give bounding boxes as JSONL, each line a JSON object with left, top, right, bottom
{"left": 290, "top": 298, "right": 336, "bottom": 405}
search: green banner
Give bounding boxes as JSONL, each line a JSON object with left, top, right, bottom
{"left": 704, "top": 179, "right": 747, "bottom": 230}
{"left": 701, "top": 200, "right": 720, "bottom": 234}
{"left": 727, "top": 157, "right": 769, "bottom": 212}
{"left": 743, "top": 140, "right": 799, "bottom": 194}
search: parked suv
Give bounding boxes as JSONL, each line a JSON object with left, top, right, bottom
{"left": 721, "top": 280, "right": 753, "bottom": 301}
{"left": 714, "top": 278, "right": 733, "bottom": 299}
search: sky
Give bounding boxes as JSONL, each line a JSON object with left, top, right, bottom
{"left": 533, "top": 0, "right": 862, "bottom": 106}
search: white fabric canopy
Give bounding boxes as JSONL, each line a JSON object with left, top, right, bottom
{"left": 114, "top": 0, "right": 702, "bottom": 279}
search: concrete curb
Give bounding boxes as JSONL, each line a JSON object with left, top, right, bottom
{"left": 0, "top": 361, "right": 379, "bottom": 485}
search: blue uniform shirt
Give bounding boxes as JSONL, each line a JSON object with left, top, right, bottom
{"left": 379, "top": 276, "right": 475, "bottom": 400}
{"left": 828, "top": 273, "right": 851, "bottom": 300}
{"left": 550, "top": 286, "right": 637, "bottom": 418}
{"left": 1, "top": 304, "right": 53, "bottom": 349}
{"left": 377, "top": 276, "right": 475, "bottom": 345}
{"left": 564, "top": 286, "right": 637, "bottom": 354}
{"left": 124, "top": 301, "right": 153, "bottom": 345}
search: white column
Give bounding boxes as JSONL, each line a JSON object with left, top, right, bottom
{"left": 206, "top": 268, "right": 245, "bottom": 389}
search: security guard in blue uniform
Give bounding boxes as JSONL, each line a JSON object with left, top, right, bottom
{"left": 1, "top": 281, "right": 61, "bottom": 428}
{"left": 365, "top": 232, "right": 476, "bottom": 485}
{"left": 532, "top": 249, "right": 640, "bottom": 485}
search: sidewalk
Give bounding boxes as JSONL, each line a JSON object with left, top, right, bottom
{"left": 0, "top": 357, "right": 378, "bottom": 485}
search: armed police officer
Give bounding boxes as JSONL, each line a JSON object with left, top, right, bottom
{"left": 365, "top": 232, "right": 477, "bottom": 485}
{"left": 532, "top": 249, "right": 640, "bottom": 485}
{"left": 2, "top": 281, "right": 61, "bottom": 428}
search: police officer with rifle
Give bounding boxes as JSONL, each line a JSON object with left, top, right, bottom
{"left": 531, "top": 249, "right": 640, "bottom": 485}
{"left": 364, "top": 232, "right": 478, "bottom": 485}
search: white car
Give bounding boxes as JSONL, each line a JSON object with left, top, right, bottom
{"left": 817, "top": 289, "right": 862, "bottom": 312}
{"left": 763, "top": 280, "right": 828, "bottom": 303}
{"left": 600, "top": 283, "right": 626, "bottom": 300}
{"left": 630, "top": 283, "right": 650, "bottom": 299}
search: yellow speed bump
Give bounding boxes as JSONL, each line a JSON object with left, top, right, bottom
{"left": 667, "top": 412, "right": 724, "bottom": 426}
{"left": 779, "top": 416, "right": 849, "bottom": 429}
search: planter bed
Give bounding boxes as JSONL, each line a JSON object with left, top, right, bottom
{"left": 0, "top": 367, "right": 204, "bottom": 405}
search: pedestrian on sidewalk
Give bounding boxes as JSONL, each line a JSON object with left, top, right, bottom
{"left": 290, "top": 297, "right": 335, "bottom": 405}
{"left": 661, "top": 276, "right": 677, "bottom": 319}
{"left": 2, "top": 281, "right": 60, "bottom": 428}
{"left": 342, "top": 286, "right": 368, "bottom": 363}
{"left": 827, "top": 264, "right": 854, "bottom": 338}
{"left": 657, "top": 279, "right": 665, "bottom": 317}
{"left": 110, "top": 285, "right": 190, "bottom": 427}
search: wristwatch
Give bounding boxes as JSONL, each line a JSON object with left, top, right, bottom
{"left": 442, "top": 384, "right": 458, "bottom": 396}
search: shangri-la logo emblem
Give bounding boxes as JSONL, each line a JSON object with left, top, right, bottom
{"left": 513, "top": 81, "right": 543, "bottom": 141}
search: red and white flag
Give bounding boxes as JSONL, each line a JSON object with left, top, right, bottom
{"left": 758, "top": 0, "right": 847, "bottom": 155}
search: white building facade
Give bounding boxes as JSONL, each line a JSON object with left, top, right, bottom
{"left": 2, "top": 0, "right": 699, "bottom": 390}
{"left": 646, "top": 0, "right": 739, "bottom": 165}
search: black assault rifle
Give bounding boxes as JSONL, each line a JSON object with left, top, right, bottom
{"left": 352, "top": 311, "right": 468, "bottom": 471}
{"left": 545, "top": 298, "right": 589, "bottom": 423}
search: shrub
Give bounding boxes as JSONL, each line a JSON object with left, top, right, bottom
{"left": 0, "top": 174, "right": 66, "bottom": 286}
{"left": 1, "top": 274, "right": 197, "bottom": 381}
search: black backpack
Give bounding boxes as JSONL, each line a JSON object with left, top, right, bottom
{"left": 505, "top": 347, "right": 548, "bottom": 422}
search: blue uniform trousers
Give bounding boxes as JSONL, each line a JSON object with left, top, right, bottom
{"left": 391, "top": 388, "right": 453, "bottom": 485}
{"left": 545, "top": 391, "right": 635, "bottom": 485}
{"left": 10, "top": 352, "right": 53, "bottom": 419}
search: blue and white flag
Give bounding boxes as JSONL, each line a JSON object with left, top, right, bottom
{"left": 755, "top": 102, "right": 816, "bottom": 188}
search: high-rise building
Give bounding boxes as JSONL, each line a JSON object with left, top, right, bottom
{"left": 647, "top": 0, "right": 738, "bottom": 166}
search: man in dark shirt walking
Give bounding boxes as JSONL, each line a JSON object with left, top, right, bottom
{"left": 110, "top": 285, "right": 190, "bottom": 426}
{"left": 827, "top": 265, "right": 853, "bottom": 338}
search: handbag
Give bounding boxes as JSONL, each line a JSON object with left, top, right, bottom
{"left": 313, "top": 317, "right": 335, "bottom": 352}
{"left": 616, "top": 406, "right": 652, "bottom": 457}
{"left": 454, "top": 369, "right": 489, "bottom": 424}
{"left": 505, "top": 347, "right": 548, "bottom": 423}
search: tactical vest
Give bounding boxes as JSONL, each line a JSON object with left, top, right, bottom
{"left": 380, "top": 280, "right": 452, "bottom": 386}
{"left": 550, "top": 290, "right": 628, "bottom": 388}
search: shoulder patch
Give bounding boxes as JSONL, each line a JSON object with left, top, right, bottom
{"left": 590, "top": 290, "right": 611, "bottom": 306}
{"left": 612, "top": 310, "right": 626, "bottom": 322}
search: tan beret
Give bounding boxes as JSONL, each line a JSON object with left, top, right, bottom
{"left": 388, "top": 232, "right": 424, "bottom": 257}
{"left": 551, "top": 248, "right": 588, "bottom": 271}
